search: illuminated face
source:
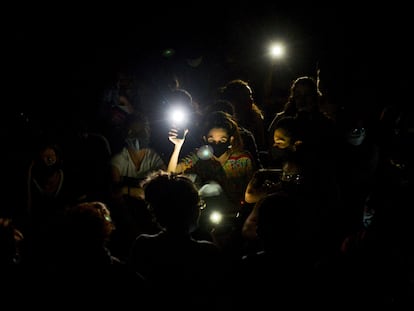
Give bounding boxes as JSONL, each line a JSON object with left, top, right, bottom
{"left": 206, "top": 128, "right": 230, "bottom": 144}
{"left": 40, "top": 147, "right": 57, "bottom": 166}
{"left": 205, "top": 128, "right": 233, "bottom": 158}
{"left": 273, "top": 128, "right": 292, "bottom": 149}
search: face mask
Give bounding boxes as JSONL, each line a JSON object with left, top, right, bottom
{"left": 271, "top": 147, "right": 291, "bottom": 164}
{"left": 125, "top": 137, "right": 140, "bottom": 151}
{"left": 346, "top": 128, "right": 366, "bottom": 146}
{"left": 116, "top": 104, "right": 133, "bottom": 115}
{"left": 209, "top": 142, "right": 231, "bottom": 158}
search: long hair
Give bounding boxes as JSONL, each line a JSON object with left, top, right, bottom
{"left": 283, "top": 76, "right": 321, "bottom": 115}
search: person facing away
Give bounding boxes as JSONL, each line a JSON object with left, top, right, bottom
{"left": 47, "top": 201, "right": 145, "bottom": 304}
{"left": 218, "top": 79, "right": 266, "bottom": 151}
{"left": 127, "top": 171, "right": 231, "bottom": 303}
{"left": 167, "top": 110, "right": 255, "bottom": 214}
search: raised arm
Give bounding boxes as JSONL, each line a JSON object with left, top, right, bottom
{"left": 167, "top": 128, "right": 188, "bottom": 173}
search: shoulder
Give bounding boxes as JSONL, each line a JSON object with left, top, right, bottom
{"left": 111, "top": 148, "right": 129, "bottom": 162}
{"left": 144, "top": 148, "right": 165, "bottom": 162}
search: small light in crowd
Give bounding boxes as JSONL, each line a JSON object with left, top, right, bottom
{"left": 162, "top": 48, "right": 175, "bottom": 58}
{"left": 197, "top": 145, "right": 213, "bottom": 160}
{"left": 209, "top": 211, "right": 223, "bottom": 225}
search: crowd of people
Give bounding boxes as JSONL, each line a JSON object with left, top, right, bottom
{"left": 1, "top": 61, "right": 413, "bottom": 307}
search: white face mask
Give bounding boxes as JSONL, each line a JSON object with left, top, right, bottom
{"left": 346, "top": 128, "right": 366, "bottom": 146}
{"left": 117, "top": 104, "right": 133, "bottom": 115}
{"left": 125, "top": 137, "right": 140, "bottom": 151}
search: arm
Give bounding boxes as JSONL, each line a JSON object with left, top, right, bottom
{"left": 110, "top": 165, "right": 145, "bottom": 201}
{"left": 167, "top": 128, "right": 188, "bottom": 173}
{"left": 244, "top": 169, "right": 282, "bottom": 204}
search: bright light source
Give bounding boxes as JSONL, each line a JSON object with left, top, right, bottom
{"left": 197, "top": 145, "right": 213, "bottom": 160}
{"left": 209, "top": 211, "right": 223, "bottom": 224}
{"left": 169, "top": 106, "right": 188, "bottom": 126}
{"left": 162, "top": 48, "right": 175, "bottom": 58}
{"left": 269, "top": 43, "right": 285, "bottom": 59}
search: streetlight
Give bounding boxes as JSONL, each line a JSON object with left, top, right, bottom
{"left": 264, "top": 41, "right": 286, "bottom": 116}
{"left": 269, "top": 42, "right": 285, "bottom": 60}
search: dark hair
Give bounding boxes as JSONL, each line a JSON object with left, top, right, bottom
{"left": 142, "top": 171, "right": 200, "bottom": 231}
{"left": 205, "top": 99, "right": 235, "bottom": 116}
{"left": 201, "top": 111, "right": 244, "bottom": 151}
{"left": 164, "top": 88, "right": 201, "bottom": 124}
{"left": 274, "top": 116, "right": 302, "bottom": 142}
{"left": 64, "top": 201, "right": 115, "bottom": 245}
{"left": 220, "top": 79, "right": 264, "bottom": 120}
{"left": 283, "top": 76, "right": 320, "bottom": 115}
{"left": 221, "top": 79, "right": 252, "bottom": 103}
{"left": 166, "top": 88, "right": 192, "bottom": 102}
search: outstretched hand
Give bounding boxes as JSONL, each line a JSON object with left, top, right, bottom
{"left": 168, "top": 128, "right": 189, "bottom": 146}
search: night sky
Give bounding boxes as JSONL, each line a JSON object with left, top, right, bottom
{"left": 4, "top": 4, "right": 412, "bottom": 124}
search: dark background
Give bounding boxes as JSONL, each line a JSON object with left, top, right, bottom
{"left": 4, "top": 4, "right": 412, "bottom": 125}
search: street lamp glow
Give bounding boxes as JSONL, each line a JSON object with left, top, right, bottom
{"left": 269, "top": 43, "right": 285, "bottom": 59}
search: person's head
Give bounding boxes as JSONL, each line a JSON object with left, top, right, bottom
{"left": 163, "top": 88, "right": 200, "bottom": 132}
{"left": 219, "top": 79, "right": 263, "bottom": 121}
{"left": 271, "top": 116, "right": 304, "bottom": 166}
{"left": 142, "top": 170, "right": 203, "bottom": 233}
{"left": 32, "top": 142, "right": 63, "bottom": 178}
{"left": 205, "top": 99, "right": 235, "bottom": 116}
{"left": 201, "top": 111, "right": 243, "bottom": 157}
{"left": 285, "top": 76, "right": 321, "bottom": 114}
{"left": 63, "top": 201, "right": 115, "bottom": 247}
{"left": 164, "top": 88, "right": 193, "bottom": 108}
{"left": 220, "top": 79, "right": 253, "bottom": 109}
{"left": 124, "top": 112, "right": 151, "bottom": 151}
{"left": 273, "top": 116, "right": 303, "bottom": 150}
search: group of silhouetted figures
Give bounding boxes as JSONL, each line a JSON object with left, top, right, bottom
{"left": 1, "top": 69, "right": 413, "bottom": 308}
